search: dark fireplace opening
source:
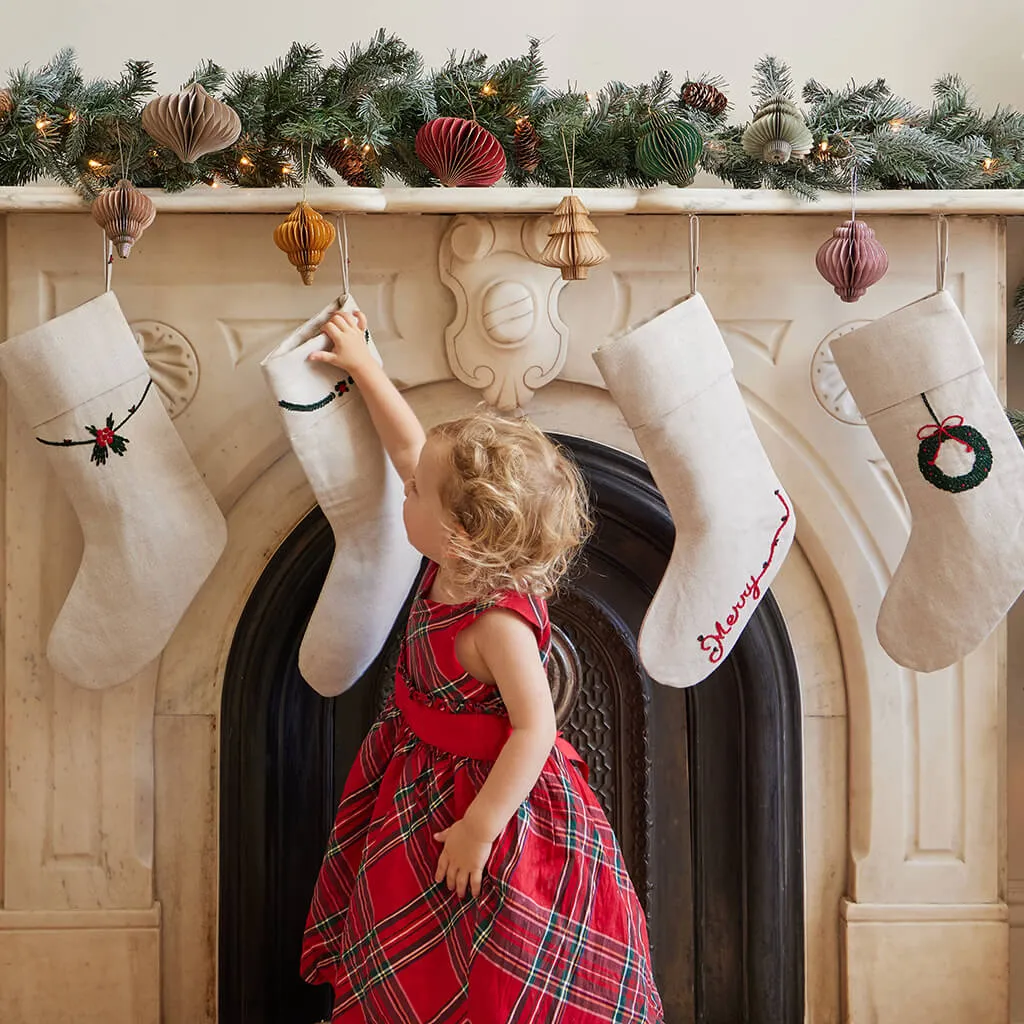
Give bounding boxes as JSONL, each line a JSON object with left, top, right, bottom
{"left": 219, "top": 436, "right": 804, "bottom": 1024}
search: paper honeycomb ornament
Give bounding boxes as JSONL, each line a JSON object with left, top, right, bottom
{"left": 91, "top": 179, "right": 156, "bottom": 258}
{"left": 741, "top": 96, "right": 813, "bottom": 164}
{"left": 142, "top": 82, "right": 241, "bottom": 164}
{"left": 815, "top": 219, "right": 889, "bottom": 302}
{"left": 538, "top": 194, "right": 609, "bottom": 281}
{"left": 273, "top": 202, "right": 336, "bottom": 285}
{"left": 635, "top": 116, "right": 703, "bottom": 186}
{"left": 414, "top": 116, "right": 506, "bottom": 187}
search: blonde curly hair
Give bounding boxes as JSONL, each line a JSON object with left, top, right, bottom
{"left": 429, "top": 410, "right": 592, "bottom": 600}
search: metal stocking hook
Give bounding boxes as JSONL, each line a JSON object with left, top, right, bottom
{"left": 689, "top": 213, "right": 700, "bottom": 297}
{"left": 103, "top": 232, "right": 113, "bottom": 293}
{"left": 935, "top": 215, "right": 949, "bottom": 293}
{"left": 335, "top": 214, "right": 351, "bottom": 300}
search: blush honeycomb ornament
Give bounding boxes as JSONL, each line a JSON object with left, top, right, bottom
{"left": 741, "top": 96, "right": 813, "bottom": 164}
{"left": 273, "top": 202, "right": 336, "bottom": 285}
{"left": 414, "top": 116, "right": 506, "bottom": 187}
{"left": 815, "top": 219, "right": 889, "bottom": 302}
{"left": 91, "top": 178, "right": 156, "bottom": 258}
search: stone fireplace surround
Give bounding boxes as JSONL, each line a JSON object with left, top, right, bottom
{"left": 0, "top": 187, "right": 1011, "bottom": 1024}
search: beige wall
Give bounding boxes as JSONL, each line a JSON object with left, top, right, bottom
{"left": 0, "top": 0, "right": 1021, "bottom": 115}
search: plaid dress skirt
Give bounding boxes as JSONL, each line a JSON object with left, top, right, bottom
{"left": 301, "top": 561, "right": 663, "bottom": 1023}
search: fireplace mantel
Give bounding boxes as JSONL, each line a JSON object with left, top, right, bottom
{"left": 3, "top": 184, "right": 1024, "bottom": 215}
{"left": 0, "top": 202, "right": 1011, "bottom": 1024}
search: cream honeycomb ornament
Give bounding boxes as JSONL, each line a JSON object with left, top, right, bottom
{"left": 741, "top": 96, "right": 813, "bottom": 164}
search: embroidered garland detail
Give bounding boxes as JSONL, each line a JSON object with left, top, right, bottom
{"left": 277, "top": 327, "right": 370, "bottom": 413}
{"left": 915, "top": 393, "right": 992, "bottom": 493}
{"left": 278, "top": 375, "right": 354, "bottom": 412}
{"left": 697, "top": 489, "right": 792, "bottom": 666}
{"left": 36, "top": 379, "right": 153, "bottom": 466}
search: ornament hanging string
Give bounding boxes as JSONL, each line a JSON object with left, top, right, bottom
{"left": 936, "top": 215, "right": 949, "bottom": 292}
{"left": 559, "top": 128, "right": 577, "bottom": 192}
{"left": 455, "top": 72, "right": 478, "bottom": 122}
{"left": 688, "top": 213, "right": 700, "bottom": 296}
{"left": 334, "top": 214, "right": 351, "bottom": 297}
{"left": 115, "top": 121, "right": 127, "bottom": 182}
{"left": 300, "top": 141, "right": 315, "bottom": 203}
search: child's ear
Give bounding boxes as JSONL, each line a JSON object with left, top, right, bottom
{"left": 441, "top": 522, "right": 470, "bottom": 560}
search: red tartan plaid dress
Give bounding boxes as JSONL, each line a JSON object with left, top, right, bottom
{"left": 301, "top": 560, "right": 664, "bottom": 1023}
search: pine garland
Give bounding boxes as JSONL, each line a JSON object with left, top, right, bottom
{"left": 3, "top": 34, "right": 1024, "bottom": 197}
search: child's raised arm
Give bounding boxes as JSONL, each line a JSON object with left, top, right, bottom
{"left": 434, "top": 607, "right": 558, "bottom": 898}
{"left": 310, "top": 310, "right": 426, "bottom": 481}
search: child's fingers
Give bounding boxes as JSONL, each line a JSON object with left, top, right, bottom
{"left": 434, "top": 851, "right": 448, "bottom": 885}
{"left": 307, "top": 351, "right": 337, "bottom": 364}
{"left": 446, "top": 863, "right": 458, "bottom": 891}
{"left": 354, "top": 309, "right": 368, "bottom": 331}
{"left": 469, "top": 870, "right": 483, "bottom": 898}
{"left": 455, "top": 871, "right": 467, "bottom": 899}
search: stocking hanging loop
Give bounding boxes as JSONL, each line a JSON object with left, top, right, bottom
{"left": 335, "top": 214, "right": 351, "bottom": 299}
{"left": 688, "top": 213, "right": 700, "bottom": 297}
{"left": 935, "top": 215, "right": 949, "bottom": 292}
{"left": 103, "top": 233, "right": 114, "bottom": 294}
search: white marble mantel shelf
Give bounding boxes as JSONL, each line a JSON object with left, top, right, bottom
{"left": 2, "top": 184, "right": 1024, "bottom": 215}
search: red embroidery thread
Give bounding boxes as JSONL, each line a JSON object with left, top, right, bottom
{"left": 916, "top": 414, "right": 974, "bottom": 464}
{"left": 697, "top": 490, "right": 792, "bottom": 665}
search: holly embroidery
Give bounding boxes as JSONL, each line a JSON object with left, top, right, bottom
{"left": 36, "top": 379, "right": 152, "bottom": 466}
{"left": 697, "top": 489, "right": 792, "bottom": 665}
{"left": 916, "top": 393, "right": 992, "bottom": 494}
{"left": 277, "top": 327, "right": 370, "bottom": 413}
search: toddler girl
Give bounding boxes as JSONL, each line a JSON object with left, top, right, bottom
{"left": 300, "top": 309, "right": 663, "bottom": 1023}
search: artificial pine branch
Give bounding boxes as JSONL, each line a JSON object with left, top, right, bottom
{"left": 1007, "top": 408, "right": 1024, "bottom": 444}
{"left": 1009, "top": 282, "right": 1024, "bottom": 344}
{"left": 3, "top": 41, "right": 1024, "bottom": 197}
{"left": 751, "top": 55, "right": 796, "bottom": 105}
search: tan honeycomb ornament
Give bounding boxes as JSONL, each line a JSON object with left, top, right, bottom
{"left": 142, "top": 82, "right": 241, "bottom": 164}
{"left": 91, "top": 179, "right": 156, "bottom": 258}
{"left": 537, "top": 194, "right": 609, "bottom": 281}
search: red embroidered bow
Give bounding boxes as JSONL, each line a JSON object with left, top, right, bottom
{"left": 916, "top": 414, "right": 974, "bottom": 464}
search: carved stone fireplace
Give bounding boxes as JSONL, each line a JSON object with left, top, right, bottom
{"left": 0, "top": 191, "right": 1010, "bottom": 1024}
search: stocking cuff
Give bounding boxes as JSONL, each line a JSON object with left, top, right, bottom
{"left": 261, "top": 294, "right": 383, "bottom": 435}
{"left": 593, "top": 293, "right": 733, "bottom": 429}
{"left": 831, "top": 291, "right": 984, "bottom": 417}
{"left": 0, "top": 292, "right": 149, "bottom": 427}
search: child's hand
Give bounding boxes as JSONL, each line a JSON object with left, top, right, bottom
{"left": 433, "top": 819, "right": 493, "bottom": 898}
{"left": 308, "top": 309, "right": 373, "bottom": 374}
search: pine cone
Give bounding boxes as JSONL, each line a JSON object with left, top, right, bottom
{"left": 514, "top": 118, "right": 541, "bottom": 174}
{"left": 322, "top": 141, "right": 372, "bottom": 187}
{"left": 681, "top": 81, "right": 728, "bottom": 117}
{"left": 0, "top": 89, "right": 12, "bottom": 119}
